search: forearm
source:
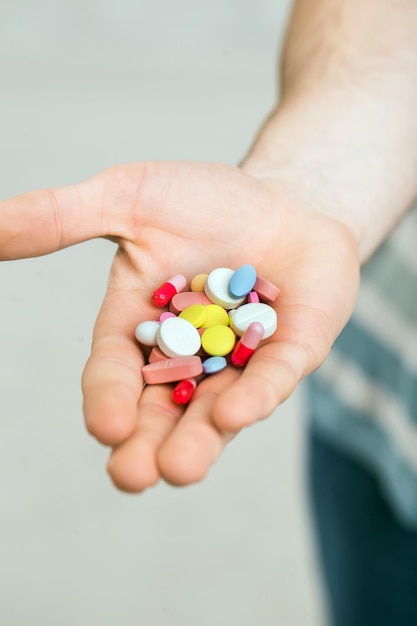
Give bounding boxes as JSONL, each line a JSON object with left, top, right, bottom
{"left": 243, "top": 0, "right": 417, "bottom": 262}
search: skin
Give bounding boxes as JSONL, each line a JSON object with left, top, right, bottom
{"left": 0, "top": 160, "right": 359, "bottom": 491}
{"left": 2, "top": 0, "right": 417, "bottom": 492}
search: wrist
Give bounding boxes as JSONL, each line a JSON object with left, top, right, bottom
{"left": 242, "top": 88, "right": 417, "bottom": 263}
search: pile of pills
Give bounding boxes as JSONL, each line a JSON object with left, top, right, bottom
{"left": 135, "top": 266, "right": 279, "bottom": 405}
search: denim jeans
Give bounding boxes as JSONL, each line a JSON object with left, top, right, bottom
{"left": 307, "top": 426, "right": 417, "bottom": 626}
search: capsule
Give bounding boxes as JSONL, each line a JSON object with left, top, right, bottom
{"left": 172, "top": 378, "right": 197, "bottom": 405}
{"left": 230, "top": 322, "right": 264, "bottom": 367}
{"left": 247, "top": 291, "right": 259, "bottom": 303}
{"left": 151, "top": 274, "right": 187, "bottom": 307}
{"left": 159, "top": 311, "right": 176, "bottom": 322}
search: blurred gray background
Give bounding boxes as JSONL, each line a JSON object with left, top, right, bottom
{"left": 0, "top": 1, "right": 325, "bottom": 624}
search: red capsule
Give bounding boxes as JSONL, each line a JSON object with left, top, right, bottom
{"left": 172, "top": 378, "right": 197, "bottom": 405}
{"left": 230, "top": 322, "right": 264, "bottom": 367}
{"left": 151, "top": 274, "right": 187, "bottom": 307}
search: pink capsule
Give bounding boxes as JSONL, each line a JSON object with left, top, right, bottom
{"left": 247, "top": 291, "right": 259, "bottom": 303}
{"left": 159, "top": 311, "right": 176, "bottom": 322}
{"left": 172, "top": 378, "right": 197, "bottom": 405}
{"left": 142, "top": 356, "right": 203, "bottom": 384}
{"left": 151, "top": 274, "right": 187, "bottom": 307}
{"left": 231, "top": 322, "right": 264, "bottom": 368}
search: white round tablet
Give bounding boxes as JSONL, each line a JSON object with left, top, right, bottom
{"left": 204, "top": 268, "right": 246, "bottom": 309}
{"left": 228, "top": 303, "right": 277, "bottom": 338}
{"left": 135, "top": 320, "right": 160, "bottom": 346}
{"left": 156, "top": 316, "right": 202, "bottom": 358}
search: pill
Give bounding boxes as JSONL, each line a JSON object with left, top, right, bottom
{"left": 156, "top": 316, "right": 201, "bottom": 358}
{"left": 135, "top": 320, "right": 160, "bottom": 346}
{"left": 151, "top": 274, "right": 187, "bottom": 307}
{"left": 142, "top": 356, "right": 203, "bottom": 384}
{"left": 229, "top": 264, "right": 257, "bottom": 298}
{"left": 172, "top": 378, "right": 197, "bottom": 405}
{"left": 200, "top": 304, "right": 229, "bottom": 328}
{"left": 229, "top": 303, "right": 277, "bottom": 338}
{"left": 170, "top": 291, "right": 212, "bottom": 314}
{"left": 148, "top": 346, "right": 170, "bottom": 363}
{"left": 179, "top": 304, "right": 208, "bottom": 328}
{"left": 202, "top": 355, "right": 227, "bottom": 375}
{"left": 247, "top": 291, "right": 260, "bottom": 303}
{"left": 201, "top": 325, "right": 236, "bottom": 356}
{"left": 254, "top": 276, "right": 280, "bottom": 302}
{"left": 159, "top": 311, "right": 176, "bottom": 322}
{"left": 190, "top": 273, "right": 208, "bottom": 292}
{"left": 204, "top": 268, "right": 246, "bottom": 309}
{"left": 231, "top": 322, "right": 264, "bottom": 367}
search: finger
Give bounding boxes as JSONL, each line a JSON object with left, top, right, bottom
{"left": 213, "top": 305, "right": 330, "bottom": 431}
{"left": 82, "top": 284, "right": 151, "bottom": 446}
{"left": 0, "top": 164, "right": 143, "bottom": 259}
{"left": 156, "top": 367, "right": 241, "bottom": 486}
{"left": 212, "top": 341, "right": 309, "bottom": 431}
{"left": 107, "top": 384, "right": 184, "bottom": 493}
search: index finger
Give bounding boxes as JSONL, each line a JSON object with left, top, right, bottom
{"left": 0, "top": 164, "right": 143, "bottom": 260}
{"left": 212, "top": 304, "right": 330, "bottom": 430}
{"left": 82, "top": 286, "right": 146, "bottom": 446}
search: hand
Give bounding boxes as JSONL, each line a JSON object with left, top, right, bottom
{"left": 0, "top": 161, "right": 360, "bottom": 491}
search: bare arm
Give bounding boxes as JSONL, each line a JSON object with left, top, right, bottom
{"left": 1, "top": 1, "right": 417, "bottom": 491}
{"left": 244, "top": 0, "right": 417, "bottom": 262}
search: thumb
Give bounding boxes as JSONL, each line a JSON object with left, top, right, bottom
{"left": 0, "top": 163, "right": 145, "bottom": 260}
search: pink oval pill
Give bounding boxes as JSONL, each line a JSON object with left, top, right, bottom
{"left": 254, "top": 276, "right": 280, "bottom": 302}
{"left": 170, "top": 291, "right": 212, "bottom": 314}
{"left": 148, "top": 346, "right": 170, "bottom": 363}
{"left": 142, "top": 356, "right": 203, "bottom": 384}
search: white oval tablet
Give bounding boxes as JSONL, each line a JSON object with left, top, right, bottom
{"left": 156, "top": 316, "right": 201, "bottom": 358}
{"left": 204, "top": 268, "right": 246, "bottom": 309}
{"left": 228, "top": 303, "right": 277, "bottom": 338}
{"left": 135, "top": 320, "right": 160, "bottom": 346}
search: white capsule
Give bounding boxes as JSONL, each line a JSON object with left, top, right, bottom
{"left": 135, "top": 320, "right": 160, "bottom": 346}
{"left": 204, "top": 268, "right": 246, "bottom": 309}
{"left": 156, "top": 316, "right": 201, "bottom": 358}
{"left": 228, "top": 303, "right": 277, "bottom": 338}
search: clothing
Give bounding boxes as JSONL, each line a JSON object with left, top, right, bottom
{"left": 308, "top": 426, "right": 417, "bottom": 626}
{"left": 308, "top": 202, "right": 417, "bottom": 528}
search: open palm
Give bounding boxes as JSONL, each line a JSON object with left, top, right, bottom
{"left": 1, "top": 160, "right": 360, "bottom": 491}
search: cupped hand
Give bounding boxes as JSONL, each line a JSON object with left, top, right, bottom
{"left": 0, "top": 161, "right": 360, "bottom": 491}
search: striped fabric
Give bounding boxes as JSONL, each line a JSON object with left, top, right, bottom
{"left": 308, "top": 203, "right": 417, "bottom": 528}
